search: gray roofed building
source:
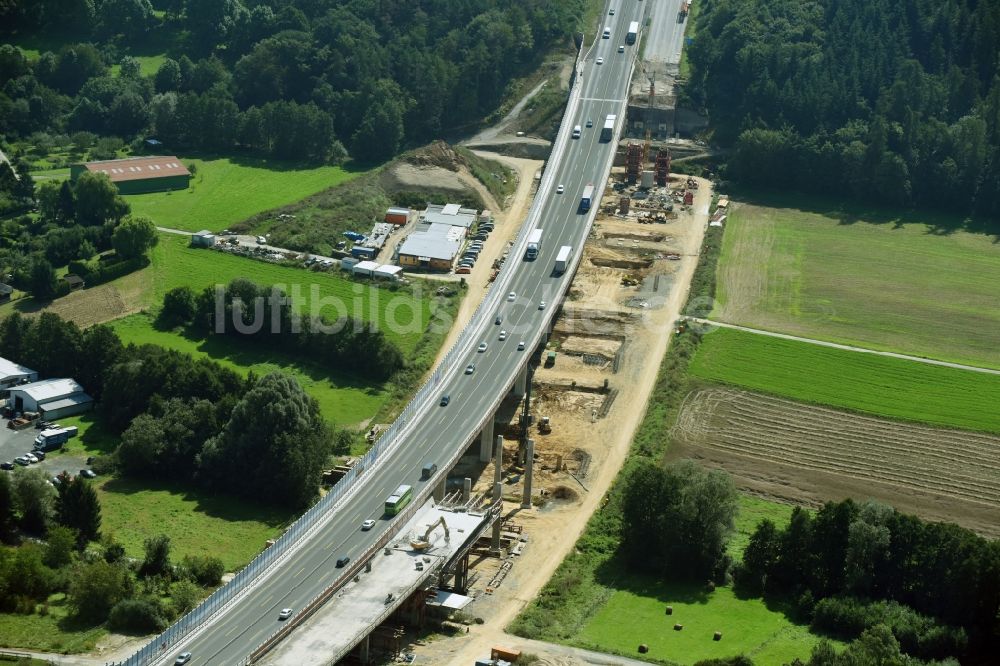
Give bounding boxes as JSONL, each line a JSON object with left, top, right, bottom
{"left": 0, "top": 357, "right": 38, "bottom": 391}
{"left": 420, "top": 203, "right": 478, "bottom": 229}
{"left": 397, "top": 222, "right": 463, "bottom": 271}
{"left": 8, "top": 377, "right": 94, "bottom": 419}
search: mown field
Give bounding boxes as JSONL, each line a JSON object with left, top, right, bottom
{"left": 713, "top": 200, "right": 1000, "bottom": 369}
{"left": 124, "top": 157, "right": 359, "bottom": 232}
{"left": 689, "top": 327, "right": 1000, "bottom": 433}
{"left": 112, "top": 313, "right": 388, "bottom": 427}
{"left": 95, "top": 477, "right": 293, "bottom": 572}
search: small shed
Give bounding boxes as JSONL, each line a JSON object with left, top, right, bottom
{"left": 63, "top": 274, "right": 85, "bottom": 291}
{"left": 373, "top": 264, "right": 403, "bottom": 281}
{"left": 0, "top": 283, "right": 12, "bottom": 303}
{"left": 385, "top": 207, "right": 411, "bottom": 225}
{"left": 353, "top": 260, "right": 380, "bottom": 278}
{"left": 191, "top": 230, "right": 216, "bottom": 247}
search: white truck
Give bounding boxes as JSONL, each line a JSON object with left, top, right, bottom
{"left": 626, "top": 20, "right": 639, "bottom": 44}
{"left": 554, "top": 245, "right": 573, "bottom": 274}
{"left": 601, "top": 114, "right": 617, "bottom": 142}
{"left": 525, "top": 228, "right": 543, "bottom": 260}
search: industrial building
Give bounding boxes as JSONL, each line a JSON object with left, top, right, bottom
{"left": 420, "top": 203, "right": 477, "bottom": 229}
{"left": 396, "top": 222, "right": 465, "bottom": 271}
{"left": 7, "top": 378, "right": 93, "bottom": 419}
{"left": 70, "top": 156, "right": 192, "bottom": 194}
{"left": 0, "top": 357, "right": 37, "bottom": 393}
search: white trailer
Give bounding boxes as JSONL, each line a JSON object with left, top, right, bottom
{"left": 626, "top": 21, "right": 639, "bottom": 44}
{"left": 525, "top": 228, "right": 543, "bottom": 260}
{"left": 554, "top": 245, "right": 573, "bottom": 274}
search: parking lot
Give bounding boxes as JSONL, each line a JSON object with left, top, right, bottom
{"left": 0, "top": 422, "right": 91, "bottom": 480}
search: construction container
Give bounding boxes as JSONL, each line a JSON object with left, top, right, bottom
{"left": 384, "top": 207, "right": 410, "bottom": 225}
{"left": 491, "top": 647, "right": 521, "bottom": 661}
{"left": 641, "top": 170, "right": 655, "bottom": 188}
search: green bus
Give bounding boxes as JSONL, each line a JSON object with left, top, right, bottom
{"left": 385, "top": 484, "right": 413, "bottom": 516}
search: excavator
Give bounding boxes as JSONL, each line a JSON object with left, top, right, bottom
{"left": 410, "top": 517, "right": 450, "bottom": 551}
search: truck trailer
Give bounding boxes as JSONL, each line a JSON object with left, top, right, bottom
{"left": 525, "top": 228, "right": 543, "bottom": 260}
{"left": 601, "top": 114, "right": 616, "bottom": 142}
{"left": 33, "top": 426, "right": 78, "bottom": 452}
{"left": 554, "top": 245, "right": 573, "bottom": 274}
{"left": 626, "top": 21, "right": 639, "bottom": 44}
{"left": 580, "top": 184, "right": 595, "bottom": 211}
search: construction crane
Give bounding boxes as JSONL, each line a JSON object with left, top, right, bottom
{"left": 410, "top": 517, "right": 450, "bottom": 551}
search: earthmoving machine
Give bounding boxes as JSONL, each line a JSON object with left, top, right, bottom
{"left": 538, "top": 416, "right": 551, "bottom": 434}
{"left": 410, "top": 517, "right": 449, "bottom": 551}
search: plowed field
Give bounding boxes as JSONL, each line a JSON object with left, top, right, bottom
{"left": 670, "top": 388, "right": 1000, "bottom": 537}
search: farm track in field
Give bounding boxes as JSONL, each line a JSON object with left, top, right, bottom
{"left": 673, "top": 389, "right": 1000, "bottom": 509}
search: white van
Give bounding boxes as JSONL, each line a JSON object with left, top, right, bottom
{"left": 572, "top": 125, "right": 582, "bottom": 138}
{"left": 602, "top": 27, "right": 611, "bottom": 39}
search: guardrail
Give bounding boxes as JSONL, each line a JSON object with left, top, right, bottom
{"left": 122, "top": 28, "right": 617, "bottom": 666}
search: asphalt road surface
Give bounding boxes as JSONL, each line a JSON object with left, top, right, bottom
{"left": 148, "top": 3, "right": 646, "bottom": 664}
{"left": 644, "top": 0, "right": 687, "bottom": 66}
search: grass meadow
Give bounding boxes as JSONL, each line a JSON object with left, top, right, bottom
{"left": 713, "top": 199, "right": 1000, "bottom": 369}
{"left": 124, "top": 157, "right": 359, "bottom": 232}
{"left": 0, "top": 594, "right": 105, "bottom": 653}
{"left": 689, "top": 327, "right": 1000, "bottom": 433}
{"left": 95, "top": 477, "right": 293, "bottom": 572}
{"left": 111, "top": 313, "right": 388, "bottom": 427}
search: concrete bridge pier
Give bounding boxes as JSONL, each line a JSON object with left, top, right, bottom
{"left": 491, "top": 435, "right": 504, "bottom": 553}
{"left": 433, "top": 478, "right": 445, "bottom": 502}
{"left": 479, "top": 413, "right": 495, "bottom": 462}
{"left": 513, "top": 365, "right": 528, "bottom": 397}
{"left": 521, "top": 438, "right": 535, "bottom": 509}
{"left": 358, "top": 634, "right": 370, "bottom": 664}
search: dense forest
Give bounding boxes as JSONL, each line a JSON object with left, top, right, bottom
{"left": 0, "top": 0, "right": 584, "bottom": 164}
{"left": 688, "top": 0, "right": 1000, "bottom": 217}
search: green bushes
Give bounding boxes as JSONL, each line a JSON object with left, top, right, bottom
{"left": 108, "top": 597, "right": 167, "bottom": 634}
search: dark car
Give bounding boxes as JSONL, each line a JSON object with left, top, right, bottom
{"left": 495, "top": 314, "right": 503, "bottom": 325}
{"left": 439, "top": 394, "right": 450, "bottom": 407}
{"left": 0, "top": 461, "right": 13, "bottom": 470}
{"left": 32, "top": 450, "right": 45, "bottom": 461}
{"left": 336, "top": 556, "right": 350, "bottom": 568}
{"left": 80, "top": 469, "right": 97, "bottom": 479}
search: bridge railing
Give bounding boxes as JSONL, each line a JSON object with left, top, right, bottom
{"left": 121, "top": 34, "right": 599, "bottom": 666}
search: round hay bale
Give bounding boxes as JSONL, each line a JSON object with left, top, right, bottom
{"left": 673, "top": 623, "right": 683, "bottom": 631}
{"left": 638, "top": 644, "right": 649, "bottom": 654}
{"left": 714, "top": 631, "right": 723, "bottom": 641}
{"left": 665, "top": 605, "right": 673, "bottom": 615}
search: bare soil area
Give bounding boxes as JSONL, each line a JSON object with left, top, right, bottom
{"left": 670, "top": 388, "right": 1000, "bottom": 538}
{"left": 404, "top": 172, "right": 713, "bottom": 665}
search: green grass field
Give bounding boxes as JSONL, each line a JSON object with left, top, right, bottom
{"left": 148, "top": 234, "right": 430, "bottom": 354}
{"left": 713, "top": 200, "right": 1000, "bottom": 369}
{"left": 125, "top": 157, "right": 359, "bottom": 232}
{"left": 96, "top": 477, "right": 293, "bottom": 572}
{"left": 0, "top": 594, "right": 104, "bottom": 654}
{"left": 576, "top": 580, "right": 826, "bottom": 665}
{"left": 112, "top": 313, "right": 388, "bottom": 426}
{"left": 690, "top": 327, "right": 1000, "bottom": 433}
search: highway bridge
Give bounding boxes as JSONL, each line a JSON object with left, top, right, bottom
{"left": 123, "top": 2, "right": 648, "bottom": 664}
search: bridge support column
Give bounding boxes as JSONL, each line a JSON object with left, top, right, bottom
{"left": 359, "top": 634, "right": 370, "bottom": 664}
{"left": 492, "top": 435, "right": 504, "bottom": 553}
{"left": 521, "top": 438, "right": 535, "bottom": 509}
{"left": 453, "top": 552, "right": 470, "bottom": 593}
{"left": 479, "top": 414, "right": 495, "bottom": 462}
{"left": 463, "top": 477, "right": 472, "bottom": 501}
{"left": 433, "top": 478, "right": 445, "bottom": 502}
{"left": 513, "top": 365, "right": 528, "bottom": 397}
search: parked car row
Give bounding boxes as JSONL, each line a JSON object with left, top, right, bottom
{"left": 455, "top": 220, "right": 495, "bottom": 274}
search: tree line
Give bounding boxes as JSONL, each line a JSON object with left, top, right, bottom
{"left": 688, "top": 0, "right": 1000, "bottom": 218}
{"left": 1, "top": 0, "right": 586, "bottom": 164}
{"left": 159, "top": 279, "right": 405, "bottom": 381}
{"left": 734, "top": 499, "right": 1000, "bottom": 661}
{"left": 0, "top": 311, "right": 348, "bottom": 509}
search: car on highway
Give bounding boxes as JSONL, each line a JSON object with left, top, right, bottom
{"left": 478, "top": 342, "right": 488, "bottom": 353}
{"left": 361, "top": 519, "right": 376, "bottom": 531}
{"left": 1, "top": 461, "right": 13, "bottom": 470}
{"left": 14, "top": 456, "right": 29, "bottom": 466}
{"left": 465, "top": 364, "right": 475, "bottom": 375}
{"left": 596, "top": 57, "right": 604, "bottom": 65}
{"left": 439, "top": 394, "right": 450, "bottom": 407}
{"left": 609, "top": 8, "right": 615, "bottom": 15}
{"left": 586, "top": 119, "right": 593, "bottom": 127}
{"left": 495, "top": 314, "right": 502, "bottom": 325}
{"left": 508, "top": 291, "right": 516, "bottom": 301}
{"left": 278, "top": 608, "right": 293, "bottom": 620}
{"left": 518, "top": 341, "right": 526, "bottom": 350}
{"left": 174, "top": 653, "right": 192, "bottom": 665}
{"left": 80, "top": 469, "right": 97, "bottom": 479}
{"left": 499, "top": 330, "right": 507, "bottom": 341}
{"left": 556, "top": 184, "right": 564, "bottom": 194}
{"left": 619, "top": 44, "right": 625, "bottom": 53}
{"left": 538, "top": 301, "right": 546, "bottom": 310}
{"left": 336, "top": 556, "right": 350, "bottom": 568}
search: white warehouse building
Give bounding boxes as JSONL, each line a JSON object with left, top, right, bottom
{"left": 8, "top": 378, "right": 94, "bottom": 419}
{"left": 0, "top": 357, "right": 38, "bottom": 392}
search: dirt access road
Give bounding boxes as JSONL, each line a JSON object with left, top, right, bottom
{"left": 410, "top": 178, "right": 713, "bottom": 665}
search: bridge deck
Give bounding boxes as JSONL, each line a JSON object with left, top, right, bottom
{"left": 263, "top": 503, "right": 488, "bottom": 665}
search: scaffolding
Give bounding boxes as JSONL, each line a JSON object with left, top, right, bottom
{"left": 625, "top": 142, "right": 642, "bottom": 184}
{"left": 655, "top": 149, "right": 671, "bottom": 186}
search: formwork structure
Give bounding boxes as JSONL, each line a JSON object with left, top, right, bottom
{"left": 625, "top": 142, "right": 643, "bottom": 184}
{"left": 655, "top": 149, "right": 671, "bottom": 186}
